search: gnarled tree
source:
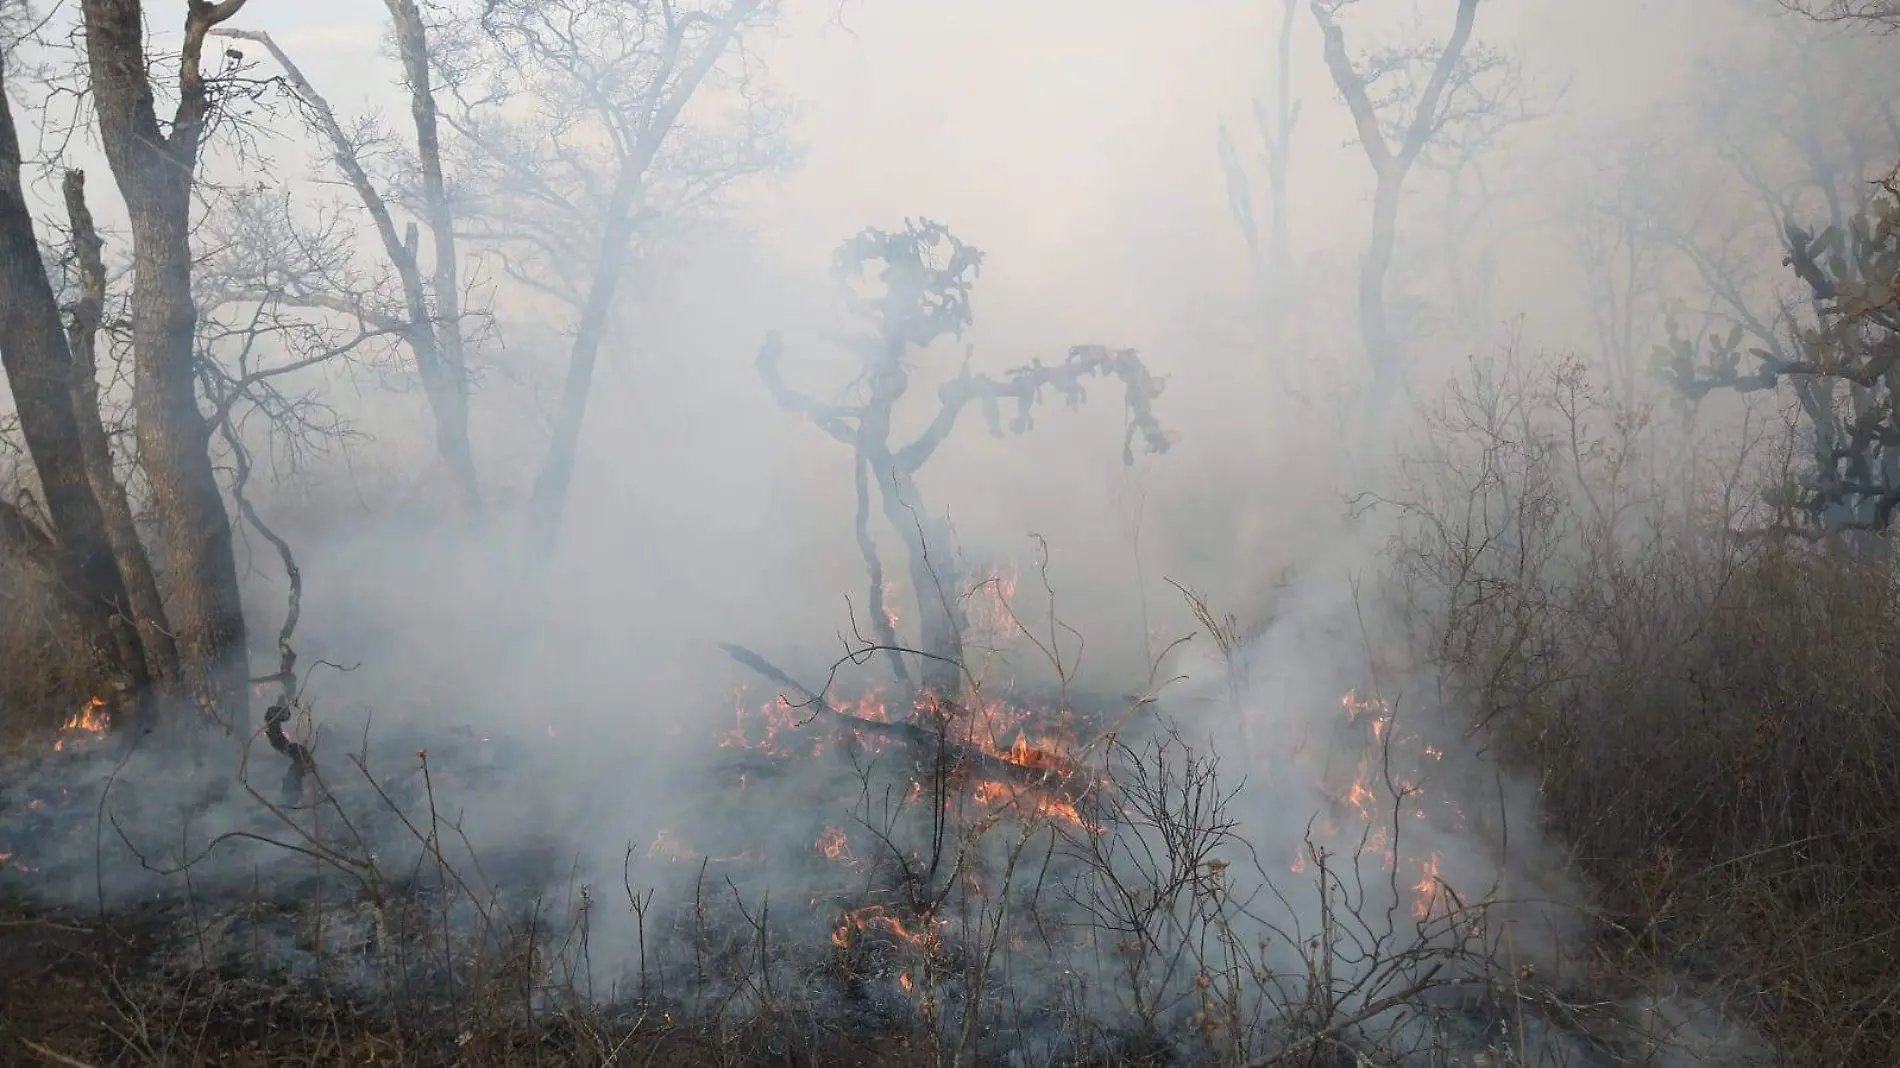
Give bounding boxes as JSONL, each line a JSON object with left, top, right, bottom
{"left": 756, "top": 219, "right": 1177, "bottom": 702}
{"left": 1664, "top": 172, "right": 1900, "bottom": 546}
{"left": 1308, "top": 0, "right": 1490, "bottom": 400}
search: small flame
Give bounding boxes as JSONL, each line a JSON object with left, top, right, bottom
{"left": 53, "top": 697, "right": 109, "bottom": 752}
{"left": 972, "top": 777, "right": 1096, "bottom": 830}
{"left": 648, "top": 829, "right": 698, "bottom": 862}
{"left": 1411, "top": 852, "right": 1445, "bottom": 920}
{"left": 814, "top": 825, "right": 853, "bottom": 863}
{"left": 1345, "top": 775, "right": 1377, "bottom": 819}
{"left": 898, "top": 971, "right": 914, "bottom": 992}
{"left": 830, "top": 904, "right": 942, "bottom": 953}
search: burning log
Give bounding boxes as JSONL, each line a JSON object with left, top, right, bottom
{"left": 717, "top": 642, "right": 1100, "bottom": 815}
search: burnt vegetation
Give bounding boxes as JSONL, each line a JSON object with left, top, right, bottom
{"left": 0, "top": 1, "right": 1898, "bottom": 1066}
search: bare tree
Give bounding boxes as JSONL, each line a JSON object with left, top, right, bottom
{"left": 81, "top": 0, "right": 255, "bottom": 733}
{"left": 0, "top": 51, "right": 151, "bottom": 710}
{"left": 756, "top": 219, "right": 1176, "bottom": 701}
{"left": 211, "top": 0, "right": 484, "bottom": 520}
{"left": 444, "top": 0, "right": 783, "bottom": 569}
{"left": 1308, "top": 0, "right": 1487, "bottom": 400}
{"left": 1783, "top": 0, "right": 1900, "bottom": 31}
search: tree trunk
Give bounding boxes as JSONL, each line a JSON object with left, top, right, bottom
{"left": 1311, "top": 0, "right": 1480, "bottom": 402}
{"left": 1360, "top": 171, "right": 1404, "bottom": 397}
{"left": 521, "top": 179, "right": 640, "bottom": 568}
{"left": 62, "top": 169, "right": 182, "bottom": 698}
{"left": 388, "top": 0, "right": 480, "bottom": 518}
{"left": 516, "top": 0, "right": 763, "bottom": 570}
{"left": 82, "top": 0, "right": 251, "bottom": 735}
{"left": 858, "top": 352, "right": 965, "bottom": 704}
{"left": 0, "top": 57, "right": 147, "bottom": 708}
{"left": 880, "top": 468, "right": 966, "bottom": 704}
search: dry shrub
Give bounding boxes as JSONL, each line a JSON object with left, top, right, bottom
{"left": 1388, "top": 348, "right": 1900, "bottom": 1064}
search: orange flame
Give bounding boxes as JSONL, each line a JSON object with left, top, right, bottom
{"left": 1412, "top": 852, "right": 1446, "bottom": 920}
{"left": 831, "top": 904, "right": 942, "bottom": 953}
{"left": 814, "top": 825, "right": 854, "bottom": 863}
{"left": 1345, "top": 775, "right": 1377, "bottom": 819}
{"left": 53, "top": 697, "right": 108, "bottom": 752}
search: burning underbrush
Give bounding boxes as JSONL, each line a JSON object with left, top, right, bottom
{"left": 0, "top": 642, "right": 1772, "bottom": 1066}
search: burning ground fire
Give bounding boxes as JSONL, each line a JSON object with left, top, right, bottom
{"left": 53, "top": 696, "right": 108, "bottom": 753}
{"left": 2, "top": 697, "right": 109, "bottom": 872}
{"left": 1291, "top": 689, "right": 1460, "bottom": 922}
{"left": 717, "top": 677, "right": 1098, "bottom": 831}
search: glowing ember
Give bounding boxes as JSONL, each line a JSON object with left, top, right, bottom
{"left": 898, "top": 971, "right": 915, "bottom": 992}
{"left": 831, "top": 904, "right": 942, "bottom": 953}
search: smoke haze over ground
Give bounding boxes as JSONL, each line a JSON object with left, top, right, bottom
{"left": 1, "top": 0, "right": 1894, "bottom": 1063}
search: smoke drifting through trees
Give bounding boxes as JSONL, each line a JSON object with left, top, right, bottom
{"left": 0, "top": 0, "right": 1897, "bottom": 1063}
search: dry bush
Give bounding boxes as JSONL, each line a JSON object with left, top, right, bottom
{"left": 1385, "top": 347, "right": 1900, "bottom": 1064}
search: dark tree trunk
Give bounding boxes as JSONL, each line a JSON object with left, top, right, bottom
{"left": 82, "top": 0, "right": 251, "bottom": 735}
{"left": 62, "top": 169, "right": 182, "bottom": 699}
{"left": 0, "top": 57, "right": 148, "bottom": 708}
{"left": 1360, "top": 172, "right": 1404, "bottom": 392}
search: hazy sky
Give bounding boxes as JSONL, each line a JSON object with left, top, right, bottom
{"left": 239, "top": 0, "right": 1733, "bottom": 334}
{"left": 0, "top": 0, "right": 1816, "bottom": 707}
